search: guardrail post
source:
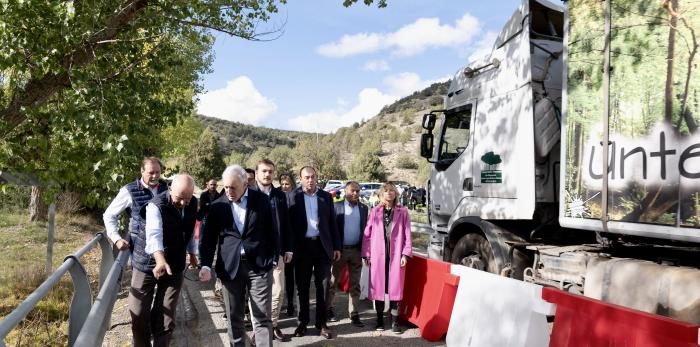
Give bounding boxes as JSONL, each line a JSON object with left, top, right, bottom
{"left": 64, "top": 255, "right": 93, "bottom": 347}
{"left": 96, "top": 233, "right": 114, "bottom": 290}
{"left": 46, "top": 204, "right": 56, "bottom": 274}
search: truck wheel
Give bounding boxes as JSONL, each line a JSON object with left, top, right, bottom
{"left": 451, "top": 233, "right": 497, "bottom": 273}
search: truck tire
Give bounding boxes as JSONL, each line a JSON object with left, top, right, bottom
{"left": 450, "top": 233, "right": 498, "bottom": 274}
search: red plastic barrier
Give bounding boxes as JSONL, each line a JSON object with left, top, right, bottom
{"left": 338, "top": 264, "right": 350, "bottom": 293}
{"left": 542, "top": 287, "right": 700, "bottom": 347}
{"left": 399, "top": 256, "right": 460, "bottom": 342}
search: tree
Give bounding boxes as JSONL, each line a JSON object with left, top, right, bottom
{"left": 293, "top": 139, "right": 346, "bottom": 181}
{"left": 0, "top": 1, "right": 286, "bottom": 219}
{"left": 181, "top": 128, "right": 226, "bottom": 186}
{"left": 268, "top": 145, "right": 295, "bottom": 176}
{"left": 348, "top": 150, "right": 385, "bottom": 182}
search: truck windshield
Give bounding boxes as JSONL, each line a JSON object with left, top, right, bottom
{"left": 438, "top": 107, "right": 472, "bottom": 161}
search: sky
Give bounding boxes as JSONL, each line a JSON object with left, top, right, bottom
{"left": 197, "top": 0, "right": 522, "bottom": 134}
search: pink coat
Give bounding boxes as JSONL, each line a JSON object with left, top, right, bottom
{"left": 362, "top": 205, "right": 412, "bottom": 301}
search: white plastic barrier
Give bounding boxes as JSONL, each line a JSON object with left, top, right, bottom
{"left": 446, "top": 265, "right": 555, "bottom": 347}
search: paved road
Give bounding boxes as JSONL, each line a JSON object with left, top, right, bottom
{"left": 103, "top": 266, "right": 445, "bottom": 347}
{"left": 173, "top": 267, "right": 445, "bottom": 347}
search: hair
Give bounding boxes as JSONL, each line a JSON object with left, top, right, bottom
{"left": 222, "top": 165, "right": 248, "bottom": 183}
{"left": 141, "top": 157, "right": 162, "bottom": 170}
{"left": 171, "top": 174, "right": 195, "bottom": 191}
{"left": 256, "top": 158, "right": 275, "bottom": 170}
{"left": 380, "top": 182, "right": 400, "bottom": 207}
{"left": 278, "top": 173, "right": 296, "bottom": 186}
{"left": 299, "top": 165, "right": 316, "bottom": 177}
{"left": 345, "top": 181, "right": 360, "bottom": 189}
{"left": 244, "top": 168, "right": 255, "bottom": 177}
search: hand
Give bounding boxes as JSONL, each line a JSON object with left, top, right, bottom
{"left": 333, "top": 250, "right": 341, "bottom": 262}
{"left": 115, "top": 239, "right": 130, "bottom": 250}
{"left": 199, "top": 267, "right": 212, "bottom": 282}
{"left": 283, "top": 252, "right": 293, "bottom": 263}
{"left": 153, "top": 261, "right": 172, "bottom": 279}
{"left": 188, "top": 253, "right": 198, "bottom": 269}
{"left": 400, "top": 255, "right": 408, "bottom": 267}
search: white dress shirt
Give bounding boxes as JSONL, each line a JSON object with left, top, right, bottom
{"left": 144, "top": 201, "right": 196, "bottom": 255}
{"left": 102, "top": 179, "right": 159, "bottom": 244}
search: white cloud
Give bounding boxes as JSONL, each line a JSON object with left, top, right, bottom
{"left": 317, "top": 12, "right": 481, "bottom": 58}
{"left": 197, "top": 76, "right": 277, "bottom": 126}
{"left": 287, "top": 72, "right": 451, "bottom": 133}
{"left": 384, "top": 72, "right": 450, "bottom": 97}
{"left": 362, "top": 59, "right": 391, "bottom": 72}
{"left": 467, "top": 31, "right": 498, "bottom": 62}
{"left": 287, "top": 88, "right": 397, "bottom": 133}
{"left": 316, "top": 33, "right": 383, "bottom": 58}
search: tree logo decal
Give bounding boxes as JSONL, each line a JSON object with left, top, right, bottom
{"left": 481, "top": 151, "right": 503, "bottom": 183}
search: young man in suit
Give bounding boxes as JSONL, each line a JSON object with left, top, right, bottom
{"left": 326, "top": 181, "right": 368, "bottom": 327}
{"left": 288, "top": 166, "right": 341, "bottom": 339}
{"left": 199, "top": 165, "right": 278, "bottom": 347}
{"left": 249, "top": 159, "right": 293, "bottom": 342}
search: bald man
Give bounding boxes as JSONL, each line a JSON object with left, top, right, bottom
{"left": 135, "top": 174, "right": 198, "bottom": 347}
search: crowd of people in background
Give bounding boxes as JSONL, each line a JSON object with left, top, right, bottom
{"left": 103, "top": 157, "right": 413, "bottom": 347}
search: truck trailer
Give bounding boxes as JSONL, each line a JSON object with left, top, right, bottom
{"left": 419, "top": 0, "right": 700, "bottom": 324}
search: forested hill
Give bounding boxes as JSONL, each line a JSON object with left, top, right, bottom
{"left": 198, "top": 115, "right": 314, "bottom": 154}
{"left": 190, "top": 80, "right": 449, "bottom": 186}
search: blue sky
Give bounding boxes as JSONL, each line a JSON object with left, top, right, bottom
{"left": 197, "top": 0, "right": 522, "bottom": 133}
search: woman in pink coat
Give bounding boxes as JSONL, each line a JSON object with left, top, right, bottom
{"left": 362, "top": 182, "right": 412, "bottom": 333}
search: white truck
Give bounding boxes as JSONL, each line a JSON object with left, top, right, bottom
{"left": 419, "top": 0, "right": 700, "bottom": 324}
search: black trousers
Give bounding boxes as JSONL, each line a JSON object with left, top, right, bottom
{"left": 294, "top": 238, "right": 331, "bottom": 328}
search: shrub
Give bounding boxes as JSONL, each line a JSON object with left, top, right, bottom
{"left": 396, "top": 155, "right": 418, "bottom": 169}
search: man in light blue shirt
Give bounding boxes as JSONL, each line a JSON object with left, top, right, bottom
{"left": 326, "top": 181, "right": 368, "bottom": 327}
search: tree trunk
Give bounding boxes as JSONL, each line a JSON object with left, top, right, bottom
{"left": 29, "top": 186, "right": 48, "bottom": 222}
{"left": 664, "top": 0, "right": 678, "bottom": 123}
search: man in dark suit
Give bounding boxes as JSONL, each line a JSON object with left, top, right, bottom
{"left": 197, "top": 178, "right": 223, "bottom": 221}
{"left": 288, "top": 166, "right": 341, "bottom": 339}
{"left": 199, "top": 165, "right": 278, "bottom": 347}
{"left": 249, "top": 159, "right": 293, "bottom": 342}
{"left": 326, "top": 181, "right": 368, "bottom": 327}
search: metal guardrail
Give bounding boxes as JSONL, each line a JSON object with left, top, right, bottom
{"left": 0, "top": 232, "right": 129, "bottom": 347}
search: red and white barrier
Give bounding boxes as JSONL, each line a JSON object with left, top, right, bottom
{"left": 399, "top": 256, "right": 460, "bottom": 342}
{"left": 543, "top": 287, "right": 700, "bottom": 347}
{"left": 447, "top": 265, "right": 555, "bottom": 347}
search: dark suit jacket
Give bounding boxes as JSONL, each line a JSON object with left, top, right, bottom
{"left": 288, "top": 187, "right": 340, "bottom": 260}
{"left": 334, "top": 199, "right": 368, "bottom": 249}
{"left": 197, "top": 189, "right": 223, "bottom": 221}
{"left": 249, "top": 184, "right": 294, "bottom": 256}
{"left": 199, "top": 189, "right": 278, "bottom": 281}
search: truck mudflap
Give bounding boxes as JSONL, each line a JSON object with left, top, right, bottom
{"left": 584, "top": 257, "right": 700, "bottom": 325}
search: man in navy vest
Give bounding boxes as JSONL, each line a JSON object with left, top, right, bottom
{"left": 145, "top": 174, "right": 198, "bottom": 347}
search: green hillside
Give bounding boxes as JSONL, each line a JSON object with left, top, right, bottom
{"left": 187, "top": 80, "right": 449, "bottom": 185}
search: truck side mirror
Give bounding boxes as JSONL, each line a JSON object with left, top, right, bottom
{"left": 422, "top": 113, "right": 436, "bottom": 130}
{"left": 420, "top": 133, "right": 434, "bottom": 159}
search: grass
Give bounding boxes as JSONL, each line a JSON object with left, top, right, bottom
{"left": 0, "top": 208, "right": 104, "bottom": 346}
{"left": 408, "top": 206, "right": 430, "bottom": 252}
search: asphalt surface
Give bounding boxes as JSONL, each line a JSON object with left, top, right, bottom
{"left": 170, "top": 267, "right": 446, "bottom": 347}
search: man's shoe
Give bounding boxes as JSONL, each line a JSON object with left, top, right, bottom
{"left": 273, "top": 327, "right": 288, "bottom": 341}
{"left": 293, "top": 325, "right": 307, "bottom": 337}
{"left": 319, "top": 326, "right": 333, "bottom": 339}
{"left": 326, "top": 308, "right": 338, "bottom": 322}
{"left": 391, "top": 322, "right": 402, "bottom": 334}
{"left": 350, "top": 315, "right": 364, "bottom": 327}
